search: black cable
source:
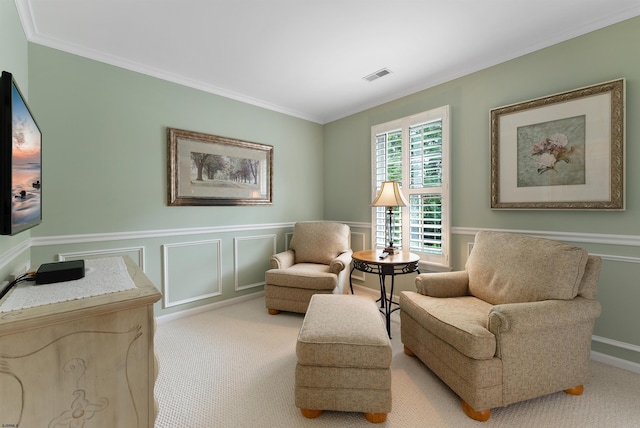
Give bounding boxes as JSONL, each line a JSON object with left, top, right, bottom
{"left": 0, "top": 272, "right": 35, "bottom": 301}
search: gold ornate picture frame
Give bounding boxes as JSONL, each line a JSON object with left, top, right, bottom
{"left": 490, "top": 79, "right": 625, "bottom": 210}
{"left": 167, "top": 128, "right": 273, "bottom": 206}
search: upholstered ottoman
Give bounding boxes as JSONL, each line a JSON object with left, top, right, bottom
{"left": 295, "top": 294, "right": 392, "bottom": 423}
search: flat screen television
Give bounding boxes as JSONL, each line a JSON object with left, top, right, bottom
{"left": 0, "top": 71, "right": 42, "bottom": 235}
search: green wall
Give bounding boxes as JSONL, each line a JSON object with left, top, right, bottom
{"left": 325, "top": 18, "right": 639, "bottom": 232}
{"left": 0, "top": 0, "right": 31, "bottom": 281}
{"left": 29, "top": 46, "right": 324, "bottom": 235}
{"left": 24, "top": 44, "right": 325, "bottom": 316}
{"left": 325, "top": 16, "right": 640, "bottom": 365}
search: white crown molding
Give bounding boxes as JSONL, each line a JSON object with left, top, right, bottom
{"left": 17, "top": 0, "right": 640, "bottom": 125}
{"left": 15, "top": 0, "right": 322, "bottom": 124}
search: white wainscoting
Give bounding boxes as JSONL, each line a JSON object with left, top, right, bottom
{"left": 4, "top": 222, "right": 637, "bottom": 372}
{"left": 58, "top": 246, "right": 146, "bottom": 269}
{"left": 162, "top": 239, "right": 222, "bottom": 308}
{"left": 350, "top": 231, "right": 367, "bottom": 282}
{"left": 234, "top": 234, "right": 276, "bottom": 291}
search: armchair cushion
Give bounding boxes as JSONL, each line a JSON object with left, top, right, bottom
{"left": 265, "top": 264, "right": 337, "bottom": 290}
{"left": 290, "top": 221, "right": 351, "bottom": 265}
{"left": 466, "top": 231, "right": 588, "bottom": 305}
{"left": 401, "top": 292, "right": 496, "bottom": 360}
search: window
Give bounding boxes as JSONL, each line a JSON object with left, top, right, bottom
{"left": 371, "top": 106, "right": 450, "bottom": 268}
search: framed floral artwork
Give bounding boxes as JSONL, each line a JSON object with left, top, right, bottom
{"left": 167, "top": 128, "right": 273, "bottom": 206}
{"left": 490, "top": 79, "right": 625, "bottom": 210}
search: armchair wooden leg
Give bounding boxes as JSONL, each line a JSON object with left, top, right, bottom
{"left": 267, "top": 308, "right": 280, "bottom": 315}
{"left": 300, "top": 408, "right": 322, "bottom": 418}
{"left": 462, "top": 400, "right": 491, "bottom": 422}
{"left": 364, "top": 412, "right": 387, "bottom": 423}
{"left": 564, "top": 385, "right": 584, "bottom": 395}
{"left": 404, "top": 345, "right": 415, "bottom": 357}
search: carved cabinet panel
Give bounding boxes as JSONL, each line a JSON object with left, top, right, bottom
{"left": 0, "top": 258, "right": 161, "bottom": 428}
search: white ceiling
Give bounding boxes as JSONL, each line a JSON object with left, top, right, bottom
{"left": 16, "top": 0, "right": 640, "bottom": 124}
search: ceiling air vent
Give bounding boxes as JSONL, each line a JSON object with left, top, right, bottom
{"left": 363, "top": 68, "right": 392, "bottom": 82}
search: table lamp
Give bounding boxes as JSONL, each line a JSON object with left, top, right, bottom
{"left": 371, "top": 181, "right": 408, "bottom": 255}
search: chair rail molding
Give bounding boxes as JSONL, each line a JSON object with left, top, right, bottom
{"left": 453, "top": 227, "right": 640, "bottom": 247}
{"left": 29, "top": 222, "right": 296, "bottom": 246}
{"left": 0, "top": 239, "right": 30, "bottom": 271}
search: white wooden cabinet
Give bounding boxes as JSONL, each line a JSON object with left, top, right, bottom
{"left": 0, "top": 257, "right": 162, "bottom": 427}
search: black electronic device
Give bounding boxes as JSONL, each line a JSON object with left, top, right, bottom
{"left": 35, "top": 260, "right": 85, "bottom": 285}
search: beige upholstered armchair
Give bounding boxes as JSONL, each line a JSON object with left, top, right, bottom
{"left": 265, "top": 221, "right": 352, "bottom": 315}
{"left": 400, "top": 231, "right": 602, "bottom": 421}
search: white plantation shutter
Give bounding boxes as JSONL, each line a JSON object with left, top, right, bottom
{"left": 374, "top": 130, "right": 403, "bottom": 249}
{"left": 371, "top": 106, "right": 450, "bottom": 268}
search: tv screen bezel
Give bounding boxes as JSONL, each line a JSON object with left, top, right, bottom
{"left": 1, "top": 71, "right": 42, "bottom": 236}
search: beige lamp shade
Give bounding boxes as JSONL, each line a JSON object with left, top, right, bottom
{"left": 371, "top": 181, "right": 408, "bottom": 207}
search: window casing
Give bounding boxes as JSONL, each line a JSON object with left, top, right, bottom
{"left": 371, "top": 106, "right": 450, "bottom": 268}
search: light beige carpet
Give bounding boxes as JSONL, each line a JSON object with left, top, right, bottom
{"left": 154, "top": 295, "right": 640, "bottom": 427}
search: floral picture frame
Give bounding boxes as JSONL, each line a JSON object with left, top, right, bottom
{"left": 490, "top": 79, "right": 625, "bottom": 210}
{"left": 167, "top": 128, "right": 273, "bottom": 206}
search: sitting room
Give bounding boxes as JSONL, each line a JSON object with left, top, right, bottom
{"left": 1, "top": 1, "right": 640, "bottom": 426}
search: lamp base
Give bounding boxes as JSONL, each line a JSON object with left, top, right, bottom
{"left": 382, "top": 246, "right": 399, "bottom": 255}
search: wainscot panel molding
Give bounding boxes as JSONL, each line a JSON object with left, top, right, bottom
{"left": 58, "top": 246, "right": 146, "bottom": 270}
{"left": 234, "top": 235, "right": 276, "bottom": 291}
{"left": 350, "top": 231, "right": 366, "bottom": 282}
{"left": 162, "top": 239, "right": 222, "bottom": 308}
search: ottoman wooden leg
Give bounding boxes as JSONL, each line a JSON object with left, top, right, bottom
{"left": 300, "top": 408, "right": 322, "bottom": 419}
{"left": 365, "top": 412, "right": 387, "bottom": 423}
{"left": 268, "top": 308, "right": 280, "bottom": 315}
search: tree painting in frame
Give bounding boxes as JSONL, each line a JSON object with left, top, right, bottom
{"left": 490, "top": 78, "right": 625, "bottom": 210}
{"left": 167, "top": 128, "right": 273, "bottom": 206}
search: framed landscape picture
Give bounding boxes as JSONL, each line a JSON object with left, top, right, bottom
{"left": 167, "top": 128, "right": 273, "bottom": 206}
{"left": 490, "top": 79, "right": 625, "bottom": 210}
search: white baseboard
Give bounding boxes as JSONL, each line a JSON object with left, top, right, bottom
{"left": 591, "top": 350, "right": 640, "bottom": 374}
{"left": 155, "top": 291, "right": 264, "bottom": 325}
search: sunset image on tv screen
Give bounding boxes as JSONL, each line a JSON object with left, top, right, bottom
{"left": 11, "top": 83, "right": 41, "bottom": 231}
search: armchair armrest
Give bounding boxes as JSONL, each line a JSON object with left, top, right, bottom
{"left": 269, "top": 249, "right": 295, "bottom": 269}
{"left": 415, "top": 271, "right": 469, "bottom": 297}
{"left": 488, "top": 297, "right": 602, "bottom": 335}
{"left": 488, "top": 297, "right": 601, "bottom": 360}
{"left": 329, "top": 249, "right": 353, "bottom": 274}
